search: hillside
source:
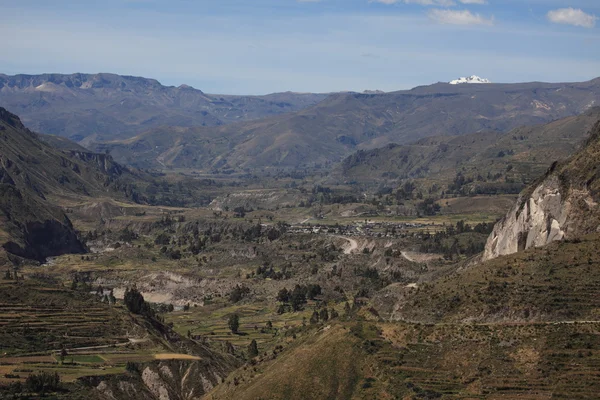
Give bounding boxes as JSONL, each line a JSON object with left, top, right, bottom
{"left": 0, "top": 107, "right": 145, "bottom": 262}
{"left": 383, "top": 114, "right": 600, "bottom": 324}
{"left": 0, "top": 279, "right": 238, "bottom": 399}
{"left": 336, "top": 107, "right": 600, "bottom": 190}
{"left": 95, "top": 78, "right": 600, "bottom": 170}
{"left": 0, "top": 73, "right": 328, "bottom": 142}
{"left": 484, "top": 118, "right": 600, "bottom": 260}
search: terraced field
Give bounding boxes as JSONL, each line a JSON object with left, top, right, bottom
{"left": 0, "top": 281, "right": 136, "bottom": 355}
{"left": 378, "top": 321, "right": 600, "bottom": 399}
{"left": 165, "top": 300, "right": 345, "bottom": 350}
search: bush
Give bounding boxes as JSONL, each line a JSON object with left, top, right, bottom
{"left": 229, "top": 285, "right": 250, "bottom": 303}
{"left": 25, "top": 371, "right": 60, "bottom": 393}
{"left": 124, "top": 287, "right": 151, "bottom": 316}
{"left": 248, "top": 339, "right": 259, "bottom": 358}
{"left": 228, "top": 314, "right": 240, "bottom": 334}
{"left": 126, "top": 362, "right": 139, "bottom": 374}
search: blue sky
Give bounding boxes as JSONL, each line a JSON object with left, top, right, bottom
{"left": 1, "top": 0, "right": 599, "bottom": 94}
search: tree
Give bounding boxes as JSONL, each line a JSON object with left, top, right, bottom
{"left": 276, "top": 287, "right": 290, "bottom": 303}
{"left": 248, "top": 339, "right": 259, "bottom": 358}
{"left": 310, "top": 311, "right": 320, "bottom": 324}
{"left": 344, "top": 302, "right": 351, "bottom": 316}
{"left": 290, "top": 285, "right": 307, "bottom": 311}
{"left": 59, "top": 347, "right": 68, "bottom": 364}
{"left": 228, "top": 314, "right": 240, "bottom": 334}
{"left": 319, "top": 308, "right": 329, "bottom": 322}
{"left": 230, "top": 285, "right": 250, "bottom": 303}
{"left": 124, "top": 287, "right": 146, "bottom": 315}
{"left": 330, "top": 308, "right": 339, "bottom": 319}
{"left": 4, "top": 269, "right": 11, "bottom": 280}
{"left": 126, "top": 362, "right": 139, "bottom": 374}
{"left": 307, "top": 284, "right": 322, "bottom": 300}
{"left": 25, "top": 372, "right": 61, "bottom": 393}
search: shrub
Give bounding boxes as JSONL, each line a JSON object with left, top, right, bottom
{"left": 248, "top": 339, "right": 259, "bottom": 358}
{"left": 228, "top": 314, "right": 240, "bottom": 334}
{"left": 25, "top": 371, "right": 60, "bottom": 393}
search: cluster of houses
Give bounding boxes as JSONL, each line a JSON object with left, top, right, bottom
{"left": 286, "top": 220, "right": 426, "bottom": 238}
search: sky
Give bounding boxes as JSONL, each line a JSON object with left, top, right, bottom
{"left": 1, "top": 0, "right": 599, "bottom": 94}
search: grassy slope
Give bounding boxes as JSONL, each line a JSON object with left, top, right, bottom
{"left": 207, "top": 314, "right": 600, "bottom": 399}
{"left": 394, "top": 234, "right": 600, "bottom": 324}
{"left": 337, "top": 107, "right": 600, "bottom": 188}
{"left": 206, "top": 324, "right": 366, "bottom": 400}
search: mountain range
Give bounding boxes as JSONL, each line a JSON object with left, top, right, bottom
{"left": 2, "top": 73, "right": 600, "bottom": 172}
{"left": 90, "top": 76, "right": 600, "bottom": 171}
{"left": 449, "top": 75, "right": 491, "bottom": 85}
{"left": 0, "top": 73, "right": 328, "bottom": 142}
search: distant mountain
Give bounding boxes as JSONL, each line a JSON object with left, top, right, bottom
{"left": 483, "top": 116, "right": 600, "bottom": 260}
{"left": 449, "top": 75, "right": 491, "bottom": 85}
{"left": 0, "top": 73, "right": 328, "bottom": 142}
{"left": 335, "top": 107, "right": 600, "bottom": 190}
{"left": 0, "top": 107, "right": 143, "bottom": 262}
{"left": 95, "top": 78, "right": 600, "bottom": 171}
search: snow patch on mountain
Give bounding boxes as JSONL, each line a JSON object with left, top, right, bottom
{"left": 449, "top": 75, "right": 491, "bottom": 85}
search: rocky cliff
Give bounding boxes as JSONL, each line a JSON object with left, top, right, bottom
{"left": 90, "top": 359, "right": 231, "bottom": 400}
{"left": 483, "top": 120, "right": 600, "bottom": 261}
{"left": 0, "top": 107, "right": 142, "bottom": 263}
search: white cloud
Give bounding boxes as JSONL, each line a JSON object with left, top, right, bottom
{"left": 371, "top": 0, "right": 486, "bottom": 5}
{"left": 547, "top": 8, "right": 597, "bottom": 28}
{"left": 371, "top": 0, "right": 456, "bottom": 5}
{"left": 428, "top": 9, "right": 494, "bottom": 25}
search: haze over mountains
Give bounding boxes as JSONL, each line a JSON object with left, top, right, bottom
{"left": 2, "top": 73, "right": 600, "bottom": 173}
{"left": 0, "top": 73, "right": 328, "bottom": 143}
{"left": 93, "top": 76, "right": 600, "bottom": 171}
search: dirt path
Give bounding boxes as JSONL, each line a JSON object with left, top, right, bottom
{"left": 401, "top": 251, "right": 415, "bottom": 262}
{"left": 154, "top": 353, "right": 201, "bottom": 360}
{"left": 51, "top": 337, "right": 149, "bottom": 353}
{"left": 334, "top": 236, "right": 359, "bottom": 255}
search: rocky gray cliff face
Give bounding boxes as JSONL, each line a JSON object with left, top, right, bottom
{"left": 483, "top": 176, "right": 566, "bottom": 260}
{"left": 483, "top": 125, "right": 600, "bottom": 261}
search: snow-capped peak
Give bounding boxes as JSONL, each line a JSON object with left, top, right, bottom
{"left": 449, "top": 75, "right": 491, "bottom": 85}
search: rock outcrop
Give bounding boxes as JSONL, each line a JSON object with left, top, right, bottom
{"left": 0, "top": 107, "right": 143, "bottom": 263}
{"left": 90, "top": 359, "right": 233, "bottom": 400}
{"left": 483, "top": 120, "right": 600, "bottom": 261}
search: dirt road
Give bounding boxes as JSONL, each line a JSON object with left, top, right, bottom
{"left": 334, "top": 236, "right": 359, "bottom": 254}
{"left": 401, "top": 251, "right": 415, "bottom": 262}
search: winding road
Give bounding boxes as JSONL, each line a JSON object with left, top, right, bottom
{"left": 334, "top": 236, "right": 359, "bottom": 254}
